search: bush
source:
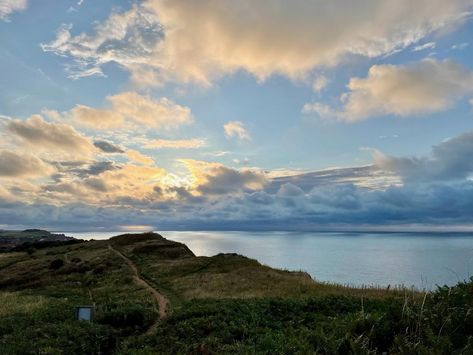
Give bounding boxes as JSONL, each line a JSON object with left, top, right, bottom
{"left": 49, "top": 259, "right": 64, "bottom": 270}
{"left": 96, "top": 302, "right": 156, "bottom": 332}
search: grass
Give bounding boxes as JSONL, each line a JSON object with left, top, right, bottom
{"left": 0, "top": 232, "right": 471, "bottom": 354}
{"left": 120, "top": 281, "right": 473, "bottom": 354}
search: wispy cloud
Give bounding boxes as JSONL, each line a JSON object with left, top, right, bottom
{"left": 412, "top": 42, "right": 436, "bottom": 52}
{"left": 41, "top": 5, "right": 162, "bottom": 80}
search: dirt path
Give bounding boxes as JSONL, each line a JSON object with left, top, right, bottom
{"left": 108, "top": 244, "right": 168, "bottom": 321}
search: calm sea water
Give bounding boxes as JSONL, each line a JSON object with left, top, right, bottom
{"left": 63, "top": 230, "right": 473, "bottom": 290}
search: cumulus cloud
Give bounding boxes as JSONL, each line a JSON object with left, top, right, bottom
{"left": 68, "top": 92, "right": 192, "bottom": 130}
{"left": 180, "top": 159, "right": 267, "bottom": 195}
{"left": 0, "top": 150, "right": 53, "bottom": 178}
{"left": 304, "top": 59, "right": 473, "bottom": 121}
{"left": 143, "top": 138, "right": 205, "bottom": 149}
{"left": 42, "top": 0, "right": 473, "bottom": 86}
{"left": 0, "top": 0, "right": 27, "bottom": 21}
{"left": 224, "top": 121, "right": 250, "bottom": 141}
{"left": 342, "top": 59, "right": 473, "bottom": 120}
{"left": 4, "top": 109, "right": 473, "bottom": 230}
{"left": 198, "top": 167, "right": 266, "bottom": 195}
{"left": 6, "top": 115, "right": 96, "bottom": 158}
{"left": 373, "top": 129, "right": 473, "bottom": 181}
{"left": 10, "top": 177, "right": 473, "bottom": 231}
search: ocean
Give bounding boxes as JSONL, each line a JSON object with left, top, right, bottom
{"left": 63, "top": 230, "right": 473, "bottom": 290}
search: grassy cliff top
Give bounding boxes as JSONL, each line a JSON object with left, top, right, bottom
{"left": 1, "top": 232, "right": 470, "bottom": 354}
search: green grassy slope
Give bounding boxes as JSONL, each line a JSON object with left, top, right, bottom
{"left": 0, "top": 232, "right": 472, "bottom": 354}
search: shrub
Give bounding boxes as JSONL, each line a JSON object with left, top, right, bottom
{"left": 49, "top": 259, "right": 64, "bottom": 270}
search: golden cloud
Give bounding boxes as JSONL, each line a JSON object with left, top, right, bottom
{"left": 69, "top": 91, "right": 192, "bottom": 130}
{"left": 143, "top": 138, "right": 206, "bottom": 149}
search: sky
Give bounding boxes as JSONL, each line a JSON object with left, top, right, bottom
{"left": 1, "top": 0, "right": 473, "bottom": 231}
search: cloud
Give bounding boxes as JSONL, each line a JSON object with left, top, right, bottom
{"left": 143, "top": 138, "right": 206, "bottom": 149}
{"left": 451, "top": 42, "right": 469, "bottom": 50}
{"left": 302, "top": 103, "right": 339, "bottom": 120}
{"left": 59, "top": 161, "right": 118, "bottom": 179}
{"left": 224, "top": 121, "right": 250, "bottom": 141}
{"left": 3, "top": 154, "right": 473, "bottom": 230}
{"left": 4, "top": 118, "right": 473, "bottom": 230}
{"left": 94, "top": 140, "right": 124, "bottom": 153}
{"left": 0, "top": 0, "right": 27, "bottom": 21}
{"left": 126, "top": 150, "right": 155, "bottom": 166}
{"left": 304, "top": 59, "right": 473, "bottom": 121}
{"left": 412, "top": 42, "right": 436, "bottom": 52}
{"left": 268, "top": 165, "right": 401, "bottom": 192}
{"left": 69, "top": 92, "right": 192, "bottom": 130}
{"left": 312, "top": 75, "right": 329, "bottom": 92}
{"left": 0, "top": 150, "right": 53, "bottom": 178}
{"left": 180, "top": 159, "right": 267, "bottom": 195}
{"left": 107, "top": 92, "right": 192, "bottom": 128}
{"left": 373, "top": 129, "right": 473, "bottom": 181}
{"left": 343, "top": 59, "right": 473, "bottom": 120}
{"left": 6, "top": 115, "right": 96, "bottom": 158}
{"left": 38, "top": 162, "right": 169, "bottom": 206}
{"left": 198, "top": 167, "right": 266, "bottom": 195}
{"left": 41, "top": 5, "right": 162, "bottom": 79}
{"left": 68, "top": 105, "right": 123, "bottom": 130}
{"left": 42, "top": 0, "right": 473, "bottom": 86}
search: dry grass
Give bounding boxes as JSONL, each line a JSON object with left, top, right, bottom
{"left": 0, "top": 292, "right": 47, "bottom": 317}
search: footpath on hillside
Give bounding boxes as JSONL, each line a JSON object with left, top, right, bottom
{"left": 108, "top": 244, "right": 168, "bottom": 324}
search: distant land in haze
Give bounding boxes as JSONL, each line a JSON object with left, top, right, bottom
{"left": 0, "top": 229, "right": 77, "bottom": 252}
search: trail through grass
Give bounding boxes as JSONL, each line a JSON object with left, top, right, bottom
{"left": 108, "top": 243, "right": 168, "bottom": 320}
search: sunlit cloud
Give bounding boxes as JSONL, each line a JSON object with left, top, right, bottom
{"left": 224, "top": 121, "right": 250, "bottom": 141}
{"left": 179, "top": 159, "right": 267, "bottom": 196}
{"left": 143, "top": 138, "right": 206, "bottom": 149}
{"left": 67, "top": 92, "right": 192, "bottom": 130}
{"left": 0, "top": 150, "right": 54, "bottom": 178}
{"left": 126, "top": 150, "right": 155, "bottom": 166}
{"left": 4, "top": 0, "right": 473, "bottom": 232}
{"left": 42, "top": 0, "right": 473, "bottom": 86}
{"left": 6, "top": 115, "right": 96, "bottom": 159}
{"left": 304, "top": 59, "right": 473, "bottom": 121}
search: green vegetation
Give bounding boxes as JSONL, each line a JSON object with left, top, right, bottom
{"left": 0, "top": 232, "right": 472, "bottom": 354}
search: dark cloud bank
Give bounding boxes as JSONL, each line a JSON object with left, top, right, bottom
{"left": 2, "top": 130, "right": 473, "bottom": 231}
